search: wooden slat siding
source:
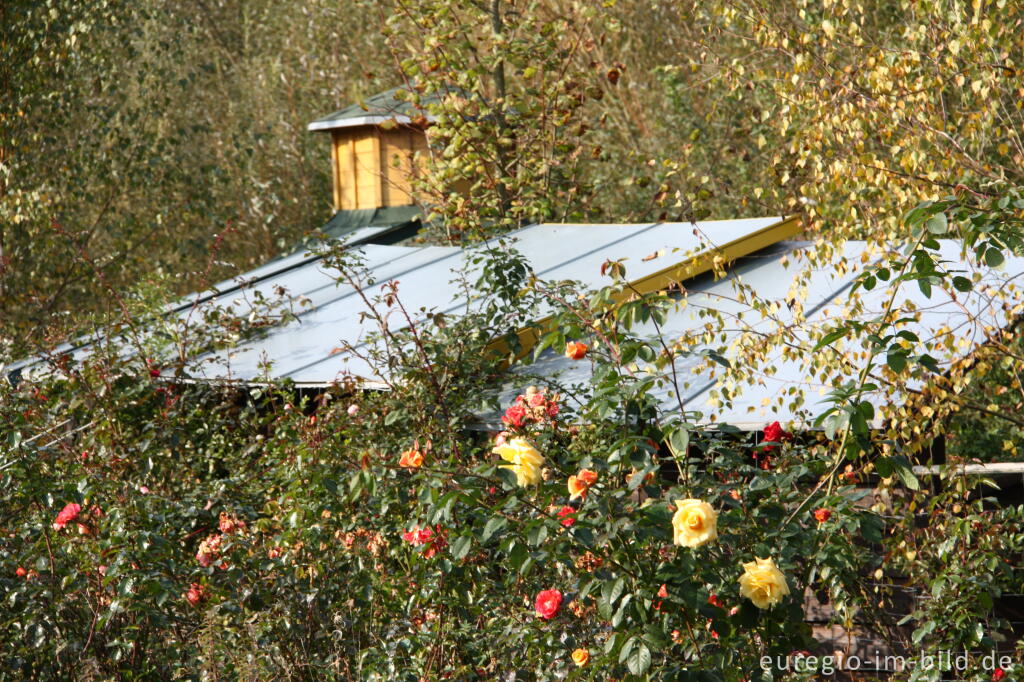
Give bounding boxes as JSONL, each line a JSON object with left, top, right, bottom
{"left": 353, "top": 132, "right": 380, "bottom": 209}
{"left": 381, "top": 128, "right": 411, "bottom": 207}
{"left": 330, "top": 134, "right": 341, "bottom": 211}
{"left": 380, "top": 127, "right": 430, "bottom": 207}
{"left": 333, "top": 132, "right": 358, "bottom": 211}
{"left": 411, "top": 127, "right": 429, "bottom": 190}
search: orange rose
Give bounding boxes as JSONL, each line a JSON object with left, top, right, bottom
{"left": 399, "top": 449, "right": 424, "bottom": 469}
{"left": 564, "top": 341, "right": 588, "bottom": 360}
{"left": 571, "top": 648, "right": 590, "bottom": 666}
{"left": 568, "top": 469, "right": 598, "bottom": 499}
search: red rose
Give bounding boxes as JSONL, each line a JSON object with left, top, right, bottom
{"left": 813, "top": 508, "right": 832, "bottom": 523}
{"left": 556, "top": 506, "right": 576, "bottom": 527}
{"left": 992, "top": 669, "right": 1005, "bottom": 682}
{"left": 52, "top": 503, "right": 81, "bottom": 531}
{"left": 421, "top": 530, "right": 447, "bottom": 559}
{"left": 535, "top": 589, "right": 563, "bottom": 619}
{"left": 402, "top": 525, "right": 446, "bottom": 558}
{"left": 761, "top": 421, "right": 792, "bottom": 453}
{"left": 15, "top": 567, "right": 26, "bottom": 578}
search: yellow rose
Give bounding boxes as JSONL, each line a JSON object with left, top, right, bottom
{"left": 738, "top": 557, "right": 790, "bottom": 609}
{"left": 493, "top": 437, "right": 544, "bottom": 486}
{"left": 671, "top": 499, "right": 718, "bottom": 548}
{"left": 571, "top": 648, "right": 590, "bottom": 667}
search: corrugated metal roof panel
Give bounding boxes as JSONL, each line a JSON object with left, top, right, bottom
{"left": 231, "top": 218, "right": 795, "bottom": 384}
{"left": 490, "top": 240, "right": 1024, "bottom": 430}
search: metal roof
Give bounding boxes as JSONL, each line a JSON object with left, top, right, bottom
{"left": 11, "top": 215, "right": 1021, "bottom": 434}
{"left": 183, "top": 217, "right": 795, "bottom": 385}
{"left": 307, "top": 87, "right": 439, "bottom": 132}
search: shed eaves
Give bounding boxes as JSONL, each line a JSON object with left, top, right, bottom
{"left": 307, "top": 87, "right": 440, "bottom": 131}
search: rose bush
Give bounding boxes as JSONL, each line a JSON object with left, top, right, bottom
{"left": 3, "top": 202, "right": 1024, "bottom": 680}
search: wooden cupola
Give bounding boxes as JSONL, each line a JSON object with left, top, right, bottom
{"left": 307, "top": 87, "right": 432, "bottom": 212}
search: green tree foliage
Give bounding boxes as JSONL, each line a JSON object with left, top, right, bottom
{"left": 381, "top": 0, "right": 618, "bottom": 240}
{"left": 1, "top": 0, "right": 394, "bottom": 356}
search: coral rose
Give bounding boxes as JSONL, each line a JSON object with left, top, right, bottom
{"left": 399, "top": 448, "right": 424, "bottom": 469}
{"left": 655, "top": 583, "right": 668, "bottom": 611}
{"left": 535, "top": 588, "right": 562, "bottom": 619}
{"left": 813, "top": 508, "right": 832, "bottom": 523}
{"left": 571, "top": 648, "right": 590, "bottom": 666}
{"left": 15, "top": 567, "right": 26, "bottom": 578}
{"left": 501, "top": 404, "right": 527, "bottom": 428}
{"left": 738, "top": 557, "right": 790, "bottom": 609}
{"left": 196, "top": 533, "right": 223, "bottom": 568}
{"left": 184, "top": 582, "right": 205, "bottom": 606}
{"left": 671, "top": 499, "right": 718, "bottom": 548}
{"left": 568, "top": 469, "right": 598, "bottom": 499}
{"left": 564, "top": 341, "right": 588, "bottom": 360}
{"left": 493, "top": 437, "right": 544, "bottom": 486}
{"left": 52, "top": 503, "right": 82, "bottom": 531}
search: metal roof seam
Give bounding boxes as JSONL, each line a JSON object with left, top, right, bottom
{"left": 279, "top": 222, "right": 666, "bottom": 378}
